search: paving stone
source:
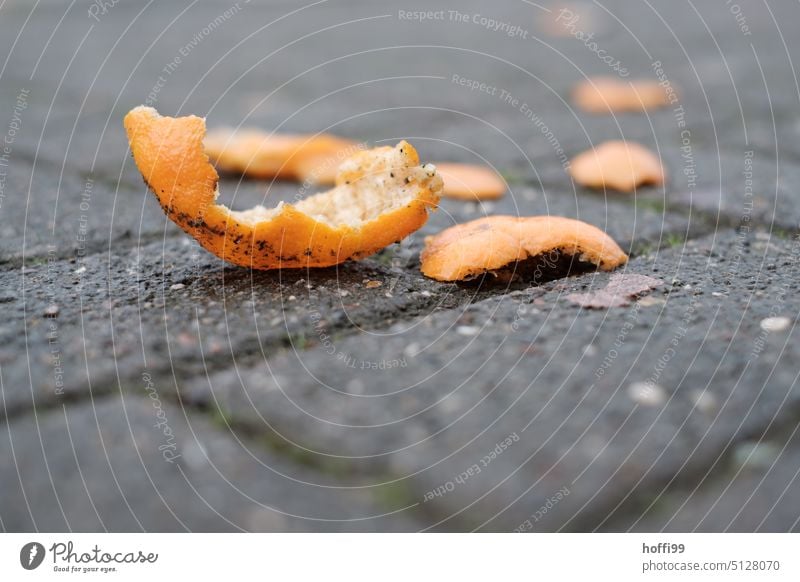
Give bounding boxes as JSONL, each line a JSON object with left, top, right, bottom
{"left": 182, "top": 230, "right": 800, "bottom": 530}
{"left": 4, "top": 0, "right": 800, "bottom": 533}
{"left": 651, "top": 146, "right": 800, "bottom": 234}
{"left": 623, "top": 429, "right": 800, "bottom": 532}
{"left": 1, "top": 0, "right": 792, "bottom": 191}
{"left": 0, "top": 146, "right": 690, "bottom": 416}
{"left": 0, "top": 158, "right": 177, "bottom": 261}
{"left": 0, "top": 395, "right": 421, "bottom": 531}
{"left": 0, "top": 232, "right": 509, "bottom": 419}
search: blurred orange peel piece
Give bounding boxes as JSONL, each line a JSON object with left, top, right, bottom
{"left": 420, "top": 215, "right": 628, "bottom": 282}
{"left": 569, "top": 141, "right": 665, "bottom": 192}
{"left": 124, "top": 106, "right": 442, "bottom": 269}
{"left": 573, "top": 77, "right": 674, "bottom": 114}
{"left": 433, "top": 163, "right": 506, "bottom": 200}
{"left": 204, "top": 127, "right": 360, "bottom": 185}
{"left": 205, "top": 126, "right": 505, "bottom": 201}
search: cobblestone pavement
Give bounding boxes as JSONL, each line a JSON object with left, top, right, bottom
{"left": 1, "top": 0, "right": 800, "bottom": 531}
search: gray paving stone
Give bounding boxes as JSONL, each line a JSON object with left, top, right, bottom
{"left": 1, "top": 0, "right": 791, "bottom": 193}
{"left": 0, "top": 158, "right": 176, "bottom": 261}
{"left": 0, "top": 153, "right": 690, "bottom": 416}
{"left": 0, "top": 395, "right": 421, "bottom": 531}
{"left": 0, "top": 231, "right": 506, "bottom": 419}
{"left": 3, "top": 0, "right": 800, "bottom": 533}
{"left": 623, "top": 429, "right": 800, "bottom": 532}
{"left": 181, "top": 230, "right": 800, "bottom": 530}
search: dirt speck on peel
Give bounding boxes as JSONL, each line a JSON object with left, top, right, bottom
{"left": 567, "top": 273, "right": 662, "bottom": 308}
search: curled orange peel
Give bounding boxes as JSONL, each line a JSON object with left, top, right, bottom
{"left": 124, "top": 106, "right": 442, "bottom": 269}
{"left": 420, "top": 215, "right": 628, "bottom": 282}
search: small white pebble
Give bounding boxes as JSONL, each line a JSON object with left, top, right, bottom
{"left": 44, "top": 304, "right": 60, "bottom": 318}
{"left": 638, "top": 296, "right": 666, "bottom": 307}
{"left": 169, "top": 283, "right": 185, "bottom": 291}
{"left": 691, "top": 389, "right": 717, "bottom": 413}
{"left": 288, "top": 295, "right": 296, "bottom": 301}
{"left": 439, "top": 395, "right": 462, "bottom": 413}
{"left": 404, "top": 342, "right": 420, "bottom": 358}
{"left": 74, "top": 266, "right": 86, "bottom": 274}
{"left": 420, "top": 290, "right": 432, "bottom": 297}
{"left": 180, "top": 441, "right": 208, "bottom": 470}
{"left": 456, "top": 325, "right": 480, "bottom": 336}
{"left": 627, "top": 382, "right": 666, "bottom": 406}
{"left": 760, "top": 316, "right": 790, "bottom": 332}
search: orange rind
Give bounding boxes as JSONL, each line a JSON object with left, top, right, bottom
{"left": 205, "top": 125, "right": 505, "bottom": 200}
{"left": 124, "top": 106, "right": 442, "bottom": 269}
{"left": 420, "top": 215, "right": 628, "bottom": 282}
{"left": 204, "top": 127, "right": 360, "bottom": 184}
{"left": 569, "top": 141, "right": 665, "bottom": 192}
{"left": 573, "top": 77, "right": 673, "bottom": 114}
{"left": 434, "top": 163, "right": 507, "bottom": 200}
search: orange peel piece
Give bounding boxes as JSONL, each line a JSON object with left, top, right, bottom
{"left": 124, "top": 106, "right": 442, "bottom": 269}
{"left": 434, "top": 163, "right": 506, "bottom": 200}
{"left": 569, "top": 141, "right": 665, "bottom": 192}
{"left": 420, "top": 215, "right": 628, "bottom": 282}
{"left": 204, "top": 127, "right": 360, "bottom": 184}
{"left": 205, "top": 126, "right": 504, "bottom": 201}
{"left": 573, "top": 77, "right": 673, "bottom": 114}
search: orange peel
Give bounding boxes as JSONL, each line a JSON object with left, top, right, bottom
{"left": 573, "top": 77, "right": 673, "bottom": 114}
{"left": 204, "top": 127, "right": 360, "bottom": 184}
{"left": 569, "top": 141, "right": 665, "bottom": 192}
{"left": 434, "top": 163, "right": 506, "bottom": 200}
{"left": 205, "top": 126, "right": 504, "bottom": 201}
{"left": 124, "top": 106, "right": 442, "bottom": 269}
{"left": 420, "top": 215, "right": 628, "bottom": 282}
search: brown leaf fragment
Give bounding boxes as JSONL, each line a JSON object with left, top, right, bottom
{"left": 567, "top": 273, "right": 662, "bottom": 308}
